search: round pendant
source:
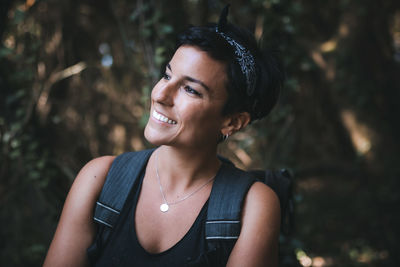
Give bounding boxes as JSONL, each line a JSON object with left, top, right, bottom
{"left": 160, "top": 203, "right": 169, "bottom": 212}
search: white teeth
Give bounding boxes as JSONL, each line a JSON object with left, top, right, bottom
{"left": 152, "top": 110, "right": 177, "bottom": 124}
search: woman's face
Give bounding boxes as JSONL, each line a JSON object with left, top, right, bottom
{"left": 144, "top": 45, "right": 229, "bottom": 149}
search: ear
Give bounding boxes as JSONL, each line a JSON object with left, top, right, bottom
{"left": 221, "top": 112, "right": 251, "bottom": 136}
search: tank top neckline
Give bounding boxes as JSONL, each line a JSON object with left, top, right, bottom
{"left": 128, "top": 165, "right": 218, "bottom": 257}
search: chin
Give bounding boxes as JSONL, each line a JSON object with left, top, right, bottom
{"left": 144, "top": 123, "right": 167, "bottom": 146}
{"left": 144, "top": 124, "right": 157, "bottom": 144}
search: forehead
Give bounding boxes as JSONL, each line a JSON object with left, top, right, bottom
{"left": 170, "top": 45, "right": 227, "bottom": 94}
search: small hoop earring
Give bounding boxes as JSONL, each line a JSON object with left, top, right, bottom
{"left": 222, "top": 133, "right": 229, "bottom": 141}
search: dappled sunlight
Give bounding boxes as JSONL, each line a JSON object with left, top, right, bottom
{"left": 44, "top": 26, "right": 62, "bottom": 54}
{"left": 130, "top": 136, "right": 145, "bottom": 151}
{"left": 255, "top": 14, "right": 264, "bottom": 41}
{"left": 320, "top": 40, "right": 337, "bottom": 53}
{"left": 224, "top": 141, "right": 251, "bottom": 169}
{"left": 25, "top": 0, "right": 36, "bottom": 10}
{"left": 110, "top": 124, "right": 126, "bottom": 155}
{"left": 340, "top": 109, "right": 373, "bottom": 155}
{"left": 346, "top": 245, "right": 389, "bottom": 264}
{"left": 312, "top": 256, "right": 332, "bottom": 267}
{"left": 296, "top": 250, "right": 334, "bottom": 267}
{"left": 339, "top": 23, "right": 349, "bottom": 37}
{"left": 4, "top": 35, "right": 15, "bottom": 49}
{"left": 233, "top": 146, "right": 253, "bottom": 167}
{"left": 310, "top": 49, "right": 335, "bottom": 81}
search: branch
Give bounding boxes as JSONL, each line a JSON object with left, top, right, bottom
{"left": 19, "top": 62, "right": 87, "bottom": 136}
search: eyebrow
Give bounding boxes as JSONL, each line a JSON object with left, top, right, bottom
{"left": 167, "top": 63, "right": 210, "bottom": 91}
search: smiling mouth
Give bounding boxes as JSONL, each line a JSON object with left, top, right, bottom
{"left": 152, "top": 110, "right": 177, "bottom": 124}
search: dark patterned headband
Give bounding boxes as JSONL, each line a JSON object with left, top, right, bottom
{"left": 216, "top": 5, "right": 257, "bottom": 95}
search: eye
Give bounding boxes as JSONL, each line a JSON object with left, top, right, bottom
{"left": 184, "top": 85, "right": 202, "bottom": 97}
{"left": 163, "top": 72, "right": 171, "bottom": 80}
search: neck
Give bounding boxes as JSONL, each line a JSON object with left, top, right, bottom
{"left": 155, "top": 145, "right": 221, "bottom": 191}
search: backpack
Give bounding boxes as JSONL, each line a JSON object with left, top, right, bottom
{"left": 88, "top": 149, "right": 293, "bottom": 266}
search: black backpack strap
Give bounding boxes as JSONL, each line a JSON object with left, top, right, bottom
{"left": 265, "top": 169, "right": 293, "bottom": 234}
{"left": 205, "top": 163, "right": 257, "bottom": 263}
{"left": 87, "top": 148, "right": 155, "bottom": 262}
{"left": 94, "top": 148, "right": 155, "bottom": 228}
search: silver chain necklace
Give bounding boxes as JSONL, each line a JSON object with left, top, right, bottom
{"left": 155, "top": 150, "right": 215, "bottom": 212}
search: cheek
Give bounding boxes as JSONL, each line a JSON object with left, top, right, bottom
{"left": 179, "top": 102, "right": 223, "bottom": 130}
{"left": 150, "top": 81, "right": 162, "bottom": 99}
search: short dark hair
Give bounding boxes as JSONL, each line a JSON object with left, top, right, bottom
{"left": 177, "top": 22, "right": 284, "bottom": 122}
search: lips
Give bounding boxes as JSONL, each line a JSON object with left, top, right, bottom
{"left": 152, "top": 110, "right": 177, "bottom": 124}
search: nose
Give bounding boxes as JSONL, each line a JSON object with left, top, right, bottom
{"left": 152, "top": 79, "right": 176, "bottom": 106}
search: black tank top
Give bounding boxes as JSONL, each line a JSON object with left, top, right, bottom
{"left": 94, "top": 170, "right": 209, "bottom": 267}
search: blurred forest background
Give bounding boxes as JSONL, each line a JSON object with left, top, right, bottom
{"left": 1, "top": 0, "right": 400, "bottom": 266}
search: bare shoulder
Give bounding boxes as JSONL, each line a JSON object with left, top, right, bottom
{"left": 76, "top": 155, "right": 116, "bottom": 183}
{"left": 64, "top": 155, "right": 116, "bottom": 206}
{"left": 227, "top": 181, "right": 281, "bottom": 267}
{"left": 244, "top": 181, "right": 281, "bottom": 215}
{"left": 62, "top": 155, "right": 117, "bottom": 215}
{"left": 74, "top": 156, "right": 115, "bottom": 189}
{"left": 241, "top": 181, "right": 281, "bottom": 234}
{"left": 43, "top": 155, "right": 116, "bottom": 267}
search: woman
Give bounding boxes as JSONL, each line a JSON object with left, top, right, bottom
{"left": 44, "top": 6, "right": 284, "bottom": 267}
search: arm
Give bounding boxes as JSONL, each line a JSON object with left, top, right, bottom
{"left": 227, "top": 182, "right": 281, "bottom": 267}
{"left": 43, "top": 156, "right": 115, "bottom": 267}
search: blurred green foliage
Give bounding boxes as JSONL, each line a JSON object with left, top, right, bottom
{"left": 1, "top": 0, "right": 400, "bottom": 266}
